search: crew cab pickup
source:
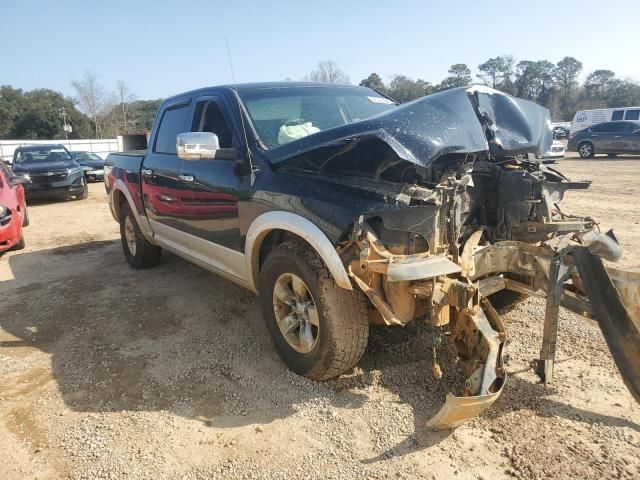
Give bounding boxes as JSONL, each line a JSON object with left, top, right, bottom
{"left": 106, "top": 82, "right": 640, "bottom": 429}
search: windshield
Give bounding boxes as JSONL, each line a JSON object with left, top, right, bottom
{"left": 240, "top": 86, "right": 397, "bottom": 149}
{"left": 15, "top": 147, "right": 72, "bottom": 164}
{"left": 71, "top": 152, "right": 102, "bottom": 161}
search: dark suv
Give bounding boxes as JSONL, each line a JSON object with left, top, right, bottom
{"left": 568, "top": 120, "right": 640, "bottom": 158}
{"left": 11, "top": 145, "right": 88, "bottom": 199}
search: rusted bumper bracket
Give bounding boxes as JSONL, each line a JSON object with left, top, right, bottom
{"left": 473, "top": 240, "right": 640, "bottom": 403}
{"left": 532, "top": 254, "right": 571, "bottom": 384}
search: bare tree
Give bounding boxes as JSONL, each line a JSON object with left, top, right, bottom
{"left": 305, "top": 60, "right": 350, "bottom": 84}
{"left": 100, "top": 91, "right": 120, "bottom": 138}
{"left": 71, "top": 71, "right": 104, "bottom": 138}
{"left": 116, "top": 80, "right": 136, "bottom": 133}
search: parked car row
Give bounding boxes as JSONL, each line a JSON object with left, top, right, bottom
{"left": 0, "top": 145, "right": 107, "bottom": 254}
{"left": 8, "top": 145, "right": 106, "bottom": 200}
{"left": 0, "top": 161, "right": 29, "bottom": 252}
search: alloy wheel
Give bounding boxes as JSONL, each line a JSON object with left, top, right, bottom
{"left": 124, "top": 216, "right": 137, "bottom": 256}
{"left": 272, "top": 273, "right": 320, "bottom": 353}
{"left": 579, "top": 143, "right": 592, "bottom": 158}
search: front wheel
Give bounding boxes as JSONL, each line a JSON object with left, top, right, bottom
{"left": 22, "top": 206, "right": 30, "bottom": 227}
{"left": 259, "top": 241, "right": 369, "bottom": 380}
{"left": 578, "top": 142, "right": 595, "bottom": 158}
{"left": 75, "top": 177, "right": 88, "bottom": 200}
{"left": 119, "top": 204, "right": 161, "bottom": 269}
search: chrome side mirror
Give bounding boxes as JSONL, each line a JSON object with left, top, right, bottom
{"left": 176, "top": 132, "right": 219, "bottom": 160}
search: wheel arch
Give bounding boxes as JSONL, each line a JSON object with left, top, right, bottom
{"left": 110, "top": 180, "right": 155, "bottom": 242}
{"left": 245, "top": 211, "right": 353, "bottom": 294}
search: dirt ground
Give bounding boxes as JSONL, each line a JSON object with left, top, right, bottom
{"left": 1, "top": 155, "right": 639, "bottom": 480}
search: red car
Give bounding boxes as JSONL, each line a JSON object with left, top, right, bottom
{"left": 0, "top": 162, "right": 29, "bottom": 252}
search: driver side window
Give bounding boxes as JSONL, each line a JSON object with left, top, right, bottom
{"left": 192, "top": 100, "right": 233, "bottom": 148}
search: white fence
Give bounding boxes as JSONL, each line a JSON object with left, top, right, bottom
{"left": 0, "top": 139, "right": 119, "bottom": 163}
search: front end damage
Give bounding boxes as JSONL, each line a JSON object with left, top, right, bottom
{"left": 337, "top": 170, "right": 640, "bottom": 429}
{"left": 306, "top": 86, "right": 640, "bottom": 428}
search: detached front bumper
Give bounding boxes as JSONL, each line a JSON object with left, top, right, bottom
{"left": 346, "top": 225, "right": 640, "bottom": 429}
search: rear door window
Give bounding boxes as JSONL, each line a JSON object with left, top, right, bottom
{"left": 612, "top": 110, "right": 624, "bottom": 121}
{"left": 624, "top": 110, "right": 640, "bottom": 121}
{"left": 609, "top": 123, "right": 628, "bottom": 133}
{"left": 153, "top": 103, "right": 190, "bottom": 154}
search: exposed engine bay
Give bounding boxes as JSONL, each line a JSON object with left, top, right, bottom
{"left": 334, "top": 153, "right": 639, "bottom": 428}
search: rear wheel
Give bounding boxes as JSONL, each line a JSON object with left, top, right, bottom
{"left": 259, "top": 241, "right": 369, "bottom": 380}
{"left": 119, "top": 203, "right": 161, "bottom": 269}
{"left": 578, "top": 142, "right": 595, "bottom": 158}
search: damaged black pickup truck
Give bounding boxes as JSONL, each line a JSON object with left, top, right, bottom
{"left": 105, "top": 82, "right": 640, "bottom": 428}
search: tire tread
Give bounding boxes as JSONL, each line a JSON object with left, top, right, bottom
{"left": 263, "top": 241, "right": 369, "bottom": 380}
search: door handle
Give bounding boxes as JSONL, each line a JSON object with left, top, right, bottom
{"left": 141, "top": 168, "right": 153, "bottom": 176}
{"left": 179, "top": 174, "right": 195, "bottom": 182}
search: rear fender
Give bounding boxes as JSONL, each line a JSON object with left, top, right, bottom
{"left": 110, "top": 179, "right": 155, "bottom": 243}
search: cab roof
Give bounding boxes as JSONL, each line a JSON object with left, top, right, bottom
{"left": 15, "top": 144, "right": 66, "bottom": 152}
{"left": 163, "top": 82, "right": 371, "bottom": 103}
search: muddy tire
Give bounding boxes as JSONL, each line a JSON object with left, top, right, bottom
{"left": 259, "top": 241, "right": 369, "bottom": 380}
{"left": 119, "top": 203, "right": 161, "bottom": 269}
{"left": 578, "top": 141, "right": 594, "bottom": 159}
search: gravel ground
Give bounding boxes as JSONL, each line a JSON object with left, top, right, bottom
{"left": 0, "top": 155, "right": 639, "bottom": 479}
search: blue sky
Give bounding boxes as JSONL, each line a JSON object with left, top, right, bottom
{"left": 2, "top": 0, "right": 639, "bottom": 99}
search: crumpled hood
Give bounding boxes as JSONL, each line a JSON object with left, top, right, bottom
{"left": 264, "top": 85, "right": 552, "bottom": 170}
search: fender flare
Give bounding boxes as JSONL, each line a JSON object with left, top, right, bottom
{"left": 245, "top": 211, "right": 353, "bottom": 293}
{"left": 110, "top": 179, "right": 155, "bottom": 243}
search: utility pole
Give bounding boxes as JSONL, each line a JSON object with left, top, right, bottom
{"left": 60, "top": 106, "right": 70, "bottom": 140}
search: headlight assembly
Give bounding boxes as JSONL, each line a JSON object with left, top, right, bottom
{"left": 67, "top": 167, "right": 82, "bottom": 175}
